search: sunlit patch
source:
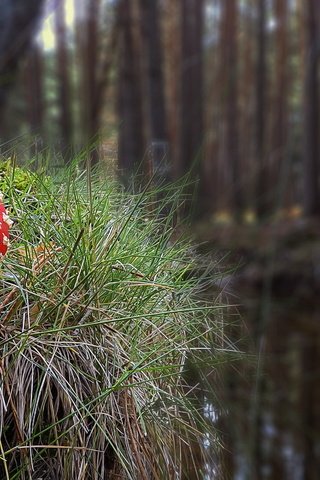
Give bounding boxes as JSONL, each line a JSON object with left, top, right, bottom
{"left": 38, "top": 0, "right": 75, "bottom": 51}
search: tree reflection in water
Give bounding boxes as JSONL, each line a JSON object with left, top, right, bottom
{"left": 210, "top": 261, "right": 320, "bottom": 480}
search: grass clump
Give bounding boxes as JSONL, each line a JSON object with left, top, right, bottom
{"left": 0, "top": 168, "right": 222, "bottom": 479}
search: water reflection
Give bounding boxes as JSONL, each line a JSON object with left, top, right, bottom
{"left": 212, "top": 260, "right": 320, "bottom": 480}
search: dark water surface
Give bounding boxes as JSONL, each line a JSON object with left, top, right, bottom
{"left": 211, "top": 246, "right": 320, "bottom": 480}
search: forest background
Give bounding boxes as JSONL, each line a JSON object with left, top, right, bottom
{"left": 1, "top": 0, "right": 319, "bottom": 220}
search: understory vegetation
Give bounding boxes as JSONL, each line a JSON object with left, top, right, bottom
{"left": 0, "top": 165, "right": 226, "bottom": 479}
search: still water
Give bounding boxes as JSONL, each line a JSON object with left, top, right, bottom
{"left": 210, "top": 255, "right": 320, "bottom": 480}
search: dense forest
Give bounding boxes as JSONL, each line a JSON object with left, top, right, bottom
{"left": 1, "top": 0, "right": 319, "bottom": 220}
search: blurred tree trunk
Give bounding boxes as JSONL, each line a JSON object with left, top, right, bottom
{"left": 74, "top": 0, "right": 117, "bottom": 166}
{"left": 55, "top": 0, "right": 73, "bottom": 156}
{"left": 137, "top": 0, "right": 167, "bottom": 180}
{"left": 272, "top": 0, "right": 289, "bottom": 208}
{"left": 74, "top": 0, "right": 102, "bottom": 165}
{"left": 24, "top": 43, "right": 44, "bottom": 155}
{"left": 85, "top": 0, "right": 100, "bottom": 165}
{"left": 178, "top": 0, "right": 204, "bottom": 184}
{"left": 208, "top": 0, "right": 232, "bottom": 214}
{"left": 201, "top": 0, "right": 221, "bottom": 215}
{"left": 255, "top": 0, "right": 268, "bottom": 218}
{"left": 0, "top": 0, "right": 44, "bottom": 138}
{"left": 163, "top": 0, "right": 180, "bottom": 181}
{"left": 117, "top": 0, "right": 145, "bottom": 181}
{"left": 304, "top": 0, "right": 320, "bottom": 216}
{"left": 239, "top": 0, "right": 255, "bottom": 211}
{"left": 223, "top": 0, "right": 243, "bottom": 220}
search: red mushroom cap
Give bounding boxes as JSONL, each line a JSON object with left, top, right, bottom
{"left": 0, "top": 193, "right": 12, "bottom": 256}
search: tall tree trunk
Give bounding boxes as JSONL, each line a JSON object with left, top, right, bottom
{"left": 54, "top": 0, "right": 73, "bottom": 156}
{"left": 0, "top": 0, "right": 44, "bottom": 138}
{"left": 162, "top": 0, "right": 180, "bottom": 181}
{"left": 239, "top": 0, "right": 255, "bottom": 212}
{"left": 255, "top": 0, "right": 268, "bottom": 218}
{"left": 201, "top": 0, "right": 223, "bottom": 215}
{"left": 272, "top": 0, "right": 289, "bottom": 208}
{"left": 304, "top": 0, "right": 320, "bottom": 216}
{"left": 117, "top": 0, "right": 145, "bottom": 182}
{"left": 86, "top": 0, "right": 100, "bottom": 164}
{"left": 74, "top": 0, "right": 86, "bottom": 149}
{"left": 179, "top": 0, "right": 204, "bottom": 183}
{"left": 74, "top": 0, "right": 117, "bottom": 164}
{"left": 138, "top": 0, "right": 167, "bottom": 179}
{"left": 224, "top": 0, "right": 243, "bottom": 220}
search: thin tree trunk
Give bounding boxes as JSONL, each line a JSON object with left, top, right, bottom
{"left": 199, "top": 0, "right": 221, "bottom": 215}
{"left": 86, "top": 0, "right": 100, "bottom": 165}
{"left": 0, "top": 0, "right": 44, "bottom": 138}
{"left": 200, "top": 0, "right": 224, "bottom": 215}
{"left": 304, "top": 0, "right": 320, "bottom": 216}
{"left": 179, "top": 0, "right": 204, "bottom": 182}
{"left": 162, "top": 0, "right": 180, "bottom": 181}
{"left": 80, "top": 0, "right": 117, "bottom": 167}
{"left": 272, "top": 0, "right": 289, "bottom": 208}
{"left": 117, "top": 0, "right": 145, "bottom": 182}
{"left": 239, "top": 0, "right": 255, "bottom": 212}
{"left": 201, "top": 0, "right": 227, "bottom": 213}
{"left": 54, "top": 0, "right": 73, "bottom": 156}
{"left": 224, "top": 0, "right": 243, "bottom": 220}
{"left": 256, "top": 0, "right": 268, "bottom": 218}
{"left": 138, "top": 0, "right": 167, "bottom": 179}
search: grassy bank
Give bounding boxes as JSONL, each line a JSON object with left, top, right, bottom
{"left": 0, "top": 166, "right": 225, "bottom": 479}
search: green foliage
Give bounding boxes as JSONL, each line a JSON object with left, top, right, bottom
{"left": 0, "top": 167, "right": 226, "bottom": 479}
{"left": 0, "top": 158, "right": 36, "bottom": 195}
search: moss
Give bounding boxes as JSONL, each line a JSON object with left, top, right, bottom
{"left": 0, "top": 158, "right": 37, "bottom": 195}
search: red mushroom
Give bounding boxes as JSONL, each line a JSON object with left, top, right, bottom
{"left": 0, "top": 192, "right": 13, "bottom": 257}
